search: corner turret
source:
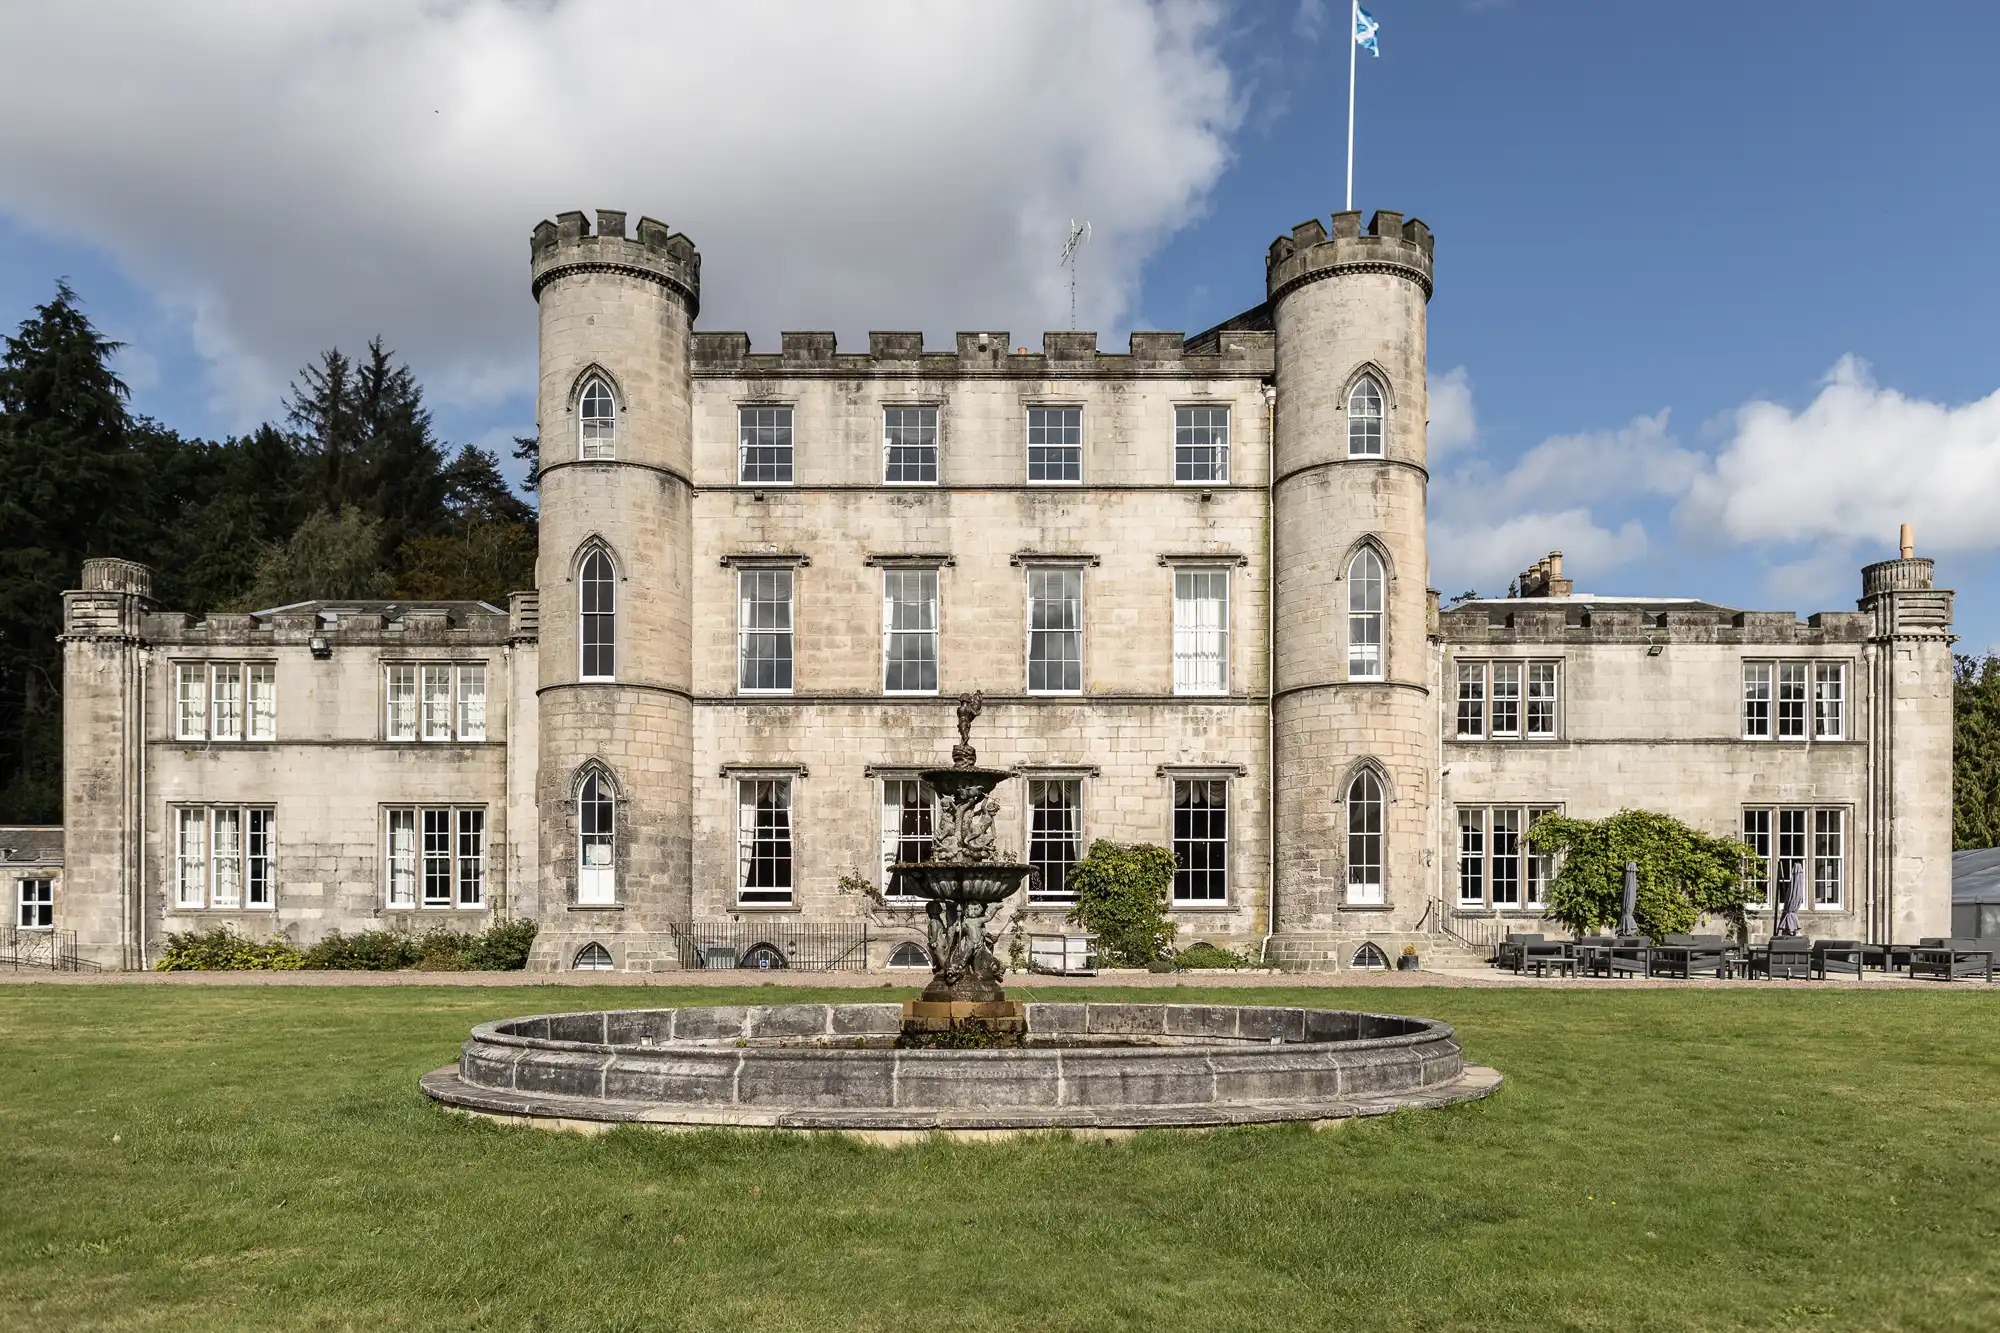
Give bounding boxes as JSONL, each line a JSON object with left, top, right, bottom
{"left": 530, "top": 208, "right": 701, "bottom": 314}
{"left": 1266, "top": 210, "right": 1434, "bottom": 305}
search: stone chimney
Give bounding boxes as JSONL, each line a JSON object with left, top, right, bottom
{"left": 1517, "top": 550, "right": 1573, "bottom": 598}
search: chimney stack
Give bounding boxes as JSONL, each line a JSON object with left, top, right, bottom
{"left": 1516, "top": 549, "right": 1574, "bottom": 598}
{"left": 1900, "top": 523, "right": 1914, "bottom": 560}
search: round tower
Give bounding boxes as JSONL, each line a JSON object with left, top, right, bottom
{"left": 529, "top": 209, "right": 699, "bottom": 966}
{"left": 1266, "top": 209, "right": 1435, "bottom": 948}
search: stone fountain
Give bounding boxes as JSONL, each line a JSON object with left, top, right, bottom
{"left": 890, "top": 692, "right": 1033, "bottom": 1037}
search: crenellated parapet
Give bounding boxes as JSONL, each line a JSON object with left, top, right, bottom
{"left": 530, "top": 208, "right": 700, "bottom": 314}
{"left": 1859, "top": 557, "right": 1953, "bottom": 639}
{"left": 1265, "top": 209, "right": 1434, "bottom": 304}
{"left": 688, "top": 328, "right": 1275, "bottom": 379}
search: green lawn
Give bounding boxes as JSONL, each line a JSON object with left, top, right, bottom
{"left": 1, "top": 983, "right": 1996, "bottom": 1332}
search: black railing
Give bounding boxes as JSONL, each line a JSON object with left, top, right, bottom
{"left": 0, "top": 928, "right": 100, "bottom": 972}
{"left": 665, "top": 922, "right": 872, "bottom": 972}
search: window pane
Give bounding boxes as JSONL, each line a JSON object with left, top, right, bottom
{"left": 176, "top": 808, "right": 207, "bottom": 908}
{"left": 386, "top": 809, "right": 416, "bottom": 907}
{"left": 1525, "top": 807, "right": 1556, "bottom": 907}
{"left": 1345, "top": 770, "right": 1383, "bottom": 903}
{"left": 1777, "top": 807, "right": 1807, "bottom": 893}
{"left": 1741, "top": 809, "right": 1771, "bottom": 910}
{"left": 739, "top": 405, "right": 794, "bottom": 483}
{"left": 1347, "top": 550, "right": 1384, "bottom": 679}
{"left": 1172, "top": 779, "right": 1229, "bottom": 903}
{"left": 211, "top": 663, "right": 242, "bottom": 741}
{"left": 578, "top": 773, "right": 616, "bottom": 904}
{"left": 883, "top": 569, "right": 938, "bottom": 694}
{"left": 1172, "top": 568, "right": 1228, "bottom": 695}
{"left": 1457, "top": 808, "right": 1484, "bottom": 905}
{"left": 209, "top": 807, "right": 243, "bottom": 909}
{"left": 247, "top": 808, "right": 274, "bottom": 908}
{"left": 1026, "top": 407, "right": 1082, "bottom": 482}
{"left": 176, "top": 664, "right": 207, "bottom": 740}
{"left": 1027, "top": 568, "right": 1083, "bottom": 692}
{"left": 458, "top": 809, "right": 485, "bottom": 906}
{"left": 884, "top": 406, "right": 938, "bottom": 484}
{"left": 580, "top": 378, "right": 616, "bottom": 460}
{"left": 1777, "top": 662, "right": 1808, "bottom": 739}
{"left": 1813, "top": 809, "right": 1843, "bottom": 907}
{"left": 1490, "top": 663, "right": 1521, "bottom": 736}
{"left": 739, "top": 569, "right": 796, "bottom": 692}
{"left": 247, "top": 664, "right": 276, "bottom": 740}
{"left": 456, "top": 664, "right": 487, "bottom": 741}
{"left": 1029, "top": 779, "right": 1083, "bottom": 902}
{"left": 1174, "top": 406, "right": 1230, "bottom": 482}
{"left": 1814, "top": 663, "right": 1844, "bottom": 739}
{"left": 386, "top": 665, "right": 417, "bottom": 740}
{"left": 1743, "top": 663, "right": 1772, "bottom": 739}
{"left": 421, "top": 665, "right": 453, "bottom": 741}
{"left": 1489, "top": 808, "right": 1520, "bottom": 906}
{"left": 422, "top": 808, "right": 452, "bottom": 905}
{"left": 1456, "top": 663, "right": 1485, "bottom": 737}
{"left": 580, "top": 547, "right": 616, "bottom": 680}
{"left": 1526, "top": 662, "right": 1558, "bottom": 737}
{"left": 881, "top": 779, "right": 936, "bottom": 892}
{"left": 738, "top": 779, "right": 794, "bottom": 904}
{"left": 18, "top": 878, "right": 54, "bottom": 929}
{"left": 1347, "top": 376, "right": 1384, "bottom": 456}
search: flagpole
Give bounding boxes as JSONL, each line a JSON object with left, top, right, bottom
{"left": 1346, "top": 0, "right": 1357, "bottom": 211}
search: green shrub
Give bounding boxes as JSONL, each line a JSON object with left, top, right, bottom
{"left": 1065, "top": 840, "right": 1177, "bottom": 967}
{"left": 155, "top": 927, "right": 304, "bottom": 972}
{"left": 297, "top": 920, "right": 537, "bottom": 971}
{"left": 1174, "top": 940, "right": 1252, "bottom": 970}
{"left": 300, "top": 930, "right": 418, "bottom": 971}
{"left": 465, "top": 919, "right": 537, "bottom": 970}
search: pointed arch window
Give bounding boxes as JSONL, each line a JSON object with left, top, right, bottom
{"left": 1347, "top": 375, "right": 1384, "bottom": 457}
{"left": 579, "top": 547, "right": 615, "bottom": 680}
{"left": 1347, "top": 769, "right": 1384, "bottom": 904}
{"left": 579, "top": 377, "right": 616, "bottom": 460}
{"left": 1347, "top": 548, "right": 1385, "bottom": 680}
{"left": 576, "top": 770, "right": 616, "bottom": 904}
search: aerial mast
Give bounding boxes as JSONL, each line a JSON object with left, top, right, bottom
{"left": 1060, "top": 219, "right": 1091, "bottom": 331}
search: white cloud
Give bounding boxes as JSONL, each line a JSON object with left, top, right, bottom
{"left": 1426, "top": 365, "right": 1477, "bottom": 455}
{"left": 0, "top": 1, "right": 1239, "bottom": 429}
{"left": 1682, "top": 355, "right": 2000, "bottom": 555}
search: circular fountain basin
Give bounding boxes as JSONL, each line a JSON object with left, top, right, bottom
{"left": 420, "top": 1002, "right": 1500, "bottom": 1141}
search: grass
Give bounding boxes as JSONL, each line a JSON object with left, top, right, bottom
{"left": 1, "top": 983, "right": 1997, "bottom": 1332}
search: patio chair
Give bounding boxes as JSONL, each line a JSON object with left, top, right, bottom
{"left": 1571, "top": 935, "right": 1619, "bottom": 977}
{"left": 1813, "top": 939, "right": 1868, "bottom": 979}
{"left": 1495, "top": 933, "right": 1544, "bottom": 971}
{"left": 1514, "top": 937, "right": 1571, "bottom": 975}
{"left": 1607, "top": 936, "right": 1651, "bottom": 978}
{"left": 1909, "top": 939, "right": 1996, "bottom": 982}
{"left": 1649, "top": 934, "right": 1729, "bottom": 979}
{"left": 1747, "top": 936, "right": 1812, "bottom": 980}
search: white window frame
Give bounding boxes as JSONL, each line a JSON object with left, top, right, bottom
{"left": 1027, "top": 777, "right": 1085, "bottom": 904}
{"left": 1744, "top": 661, "right": 1829, "bottom": 741}
{"left": 1456, "top": 663, "right": 1485, "bottom": 738}
{"left": 1026, "top": 405, "right": 1083, "bottom": 484}
{"left": 579, "top": 546, "right": 617, "bottom": 682}
{"left": 578, "top": 376, "right": 616, "bottom": 460}
{"left": 738, "top": 404, "right": 795, "bottom": 485}
{"left": 1526, "top": 662, "right": 1558, "bottom": 738}
{"left": 174, "top": 661, "right": 276, "bottom": 742}
{"left": 882, "top": 568, "right": 939, "bottom": 695}
{"left": 737, "top": 777, "right": 795, "bottom": 907}
{"left": 1743, "top": 661, "right": 1773, "bottom": 739}
{"left": 883, "top": 405, "right": 939, "bottom": 485}
{"left": 1025, "top": 566, "right": 1085, "bottom": 695}
{"left": 1454, "top": 659, "right": 1560, "bottom": 741}
{"left": 1813, "top": 662, "right": 1846, "bottom": 740}
{"left": 1346, "top": 549, "right": 1385, "bottom": 681}
{"left": 172, "top": 805, "right": 276, "bottom": 910}
{"left": 420, "top": 664, "right": 453, "bottom": 742}
{"left": 1173, "top": 405, "right": 1230, "bottom": 483}
{"left": 456, "top": 663, "right": 487, "bottom": 741}
{"left": 1172, "top": 567, "right": 1230, "bottom": 696}
{"left": 576, "top": 772, "right": 616, "bottom": 905}
{"left": 385, "top": 663, "right": 488, "bottom": 741}
{"left": 1455, "top": 805, "right": 1558, "bottom": 911}
{"left": 880, "top": 777, "right": 937, "bottom": 898}
{"left": 1171, "top": 776, "right": 1230, "bottom": 905}
{"left": 16, "top": 877, "right": 53, "bottom": 930}
{"left": 1345, "top": 769, "right": 1385, "bottom": 904}
{"left": 738, "top": 567, "right": 797, "bottom": 695}
{"left": 385, "top": 664, "right": 418, "bottom": 741}
{"left": 1743, "top": 805, "right": 1846, "bottom": 910}
{"left": 1347, "top": 375, "right": 1385, "bottom": 457}
{"left": 1490, "top": 662, "right": 1522, "bottom": 738}
{"left": 381, "top": 805, "right": 485, "bottom": 910}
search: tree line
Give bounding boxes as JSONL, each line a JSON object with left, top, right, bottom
{"left": 0, "top": 283, "right": 539, "bottom": 822}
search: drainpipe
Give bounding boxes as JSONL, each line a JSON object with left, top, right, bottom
{"left": 135, "top": 647, "right": 147, "bottom": 970}
{"left": 1261, "top": 380, "right": 1278, "bottom": 958}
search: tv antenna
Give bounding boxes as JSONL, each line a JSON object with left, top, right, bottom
{"left": 1060, "top": 219, "right": 1091, "bottom": 331}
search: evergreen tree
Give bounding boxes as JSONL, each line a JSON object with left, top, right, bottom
{"left": 1954, "top": 654, "right": 2000, "bottom": 849}
{"left": 440, "top": 444, "right": 533, "bottom": 526}
{"left": 0, "top": 283, "right": 134, "bottom": 821}
{"left": 241, "top": 507, "right": 394, "bottom": 609}
{"left": 511, "top": 432, "right": 541, "bottom": 492}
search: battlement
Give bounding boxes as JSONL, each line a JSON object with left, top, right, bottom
{"left": 530, "top": 208, "right": 701, "bottom": 313}
{"left": 1437, "top": 600, "right": 1870, "bottom": 647}
{"left": 1265, "top": 209, "right": 1434, "bottom": 304}
{"left": 688, "top": 327, "right": 1274, "bottom": 380}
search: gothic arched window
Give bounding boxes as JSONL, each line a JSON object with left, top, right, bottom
{"left": 576, "top": 769, "right": 616, "bottom": 904}
{"left": 573, "top": 941, "right": 613, "bottom": 970}
{"left": 1347, "top": 375, "right": 1384, "bottom": 457}
{"left": 579, "top": 377, "right": 616, "bottom": 460}
{"left": 1347, "top": 547, "right": 1385, "bottom": 680}
{"left": 1347, "top": 769, "right": 1385, "bottom": 904}
{"left": 579, "top": 546, "right": 615, "bottom": 680}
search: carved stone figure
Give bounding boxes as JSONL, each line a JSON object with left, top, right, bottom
{"left": 952, "top": 690, "right": 984, "bottom": 766}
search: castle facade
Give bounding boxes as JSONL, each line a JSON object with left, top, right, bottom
{"left": 27, "top": 208, "right": 1955, "bottom": 971}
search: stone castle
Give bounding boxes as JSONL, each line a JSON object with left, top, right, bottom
{"left": 15, "top": 206, "right": 1955, "bottom": 971}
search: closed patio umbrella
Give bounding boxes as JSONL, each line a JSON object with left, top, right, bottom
{"left": 1777, "top": 860, "right": 1803, "bottom": 938}
{"left": 1619, "top": 861, "right": 1638, "bottom": 937}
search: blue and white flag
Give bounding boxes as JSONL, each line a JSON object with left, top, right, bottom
{"left": 1354, "top": 4, "right": 1380, "bottom": 56}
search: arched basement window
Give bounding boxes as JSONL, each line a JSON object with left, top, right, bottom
{"left": 1347, "top": 769, "right": 1385, "bottom": 904}
{"left": 1351, "top": 942, "right": 1389, "bottom": 970}
{"left": 579, "top": 378, "right": 616, "bottom": 460}
{"left": 573, "top": 941, "right": 613, "bottom": 971}
{"left": 887, "top": 941, "right": 932, "bottom": 969}
{"left": 1347, "top": 548, "right": 1385, "bottom": 680}
{"left": 1348, "top": 375, "right": 1384, "bottom": 456}
{"left": 577, "top": 770, "right": 616, "bottom": 904}
{"left": 579, "top": 547, "right": 615, "bottom": 680}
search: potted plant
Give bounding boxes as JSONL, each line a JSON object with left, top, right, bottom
{"left": 1396, "top": 942, "right": 1420, "bottom": 972}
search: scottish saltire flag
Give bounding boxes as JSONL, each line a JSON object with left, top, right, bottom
{"left": 1354, "top": 4, "right": 1380, "bottom": 56}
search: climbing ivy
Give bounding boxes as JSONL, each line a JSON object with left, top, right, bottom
{"left": 1065, "top": 840, "right": 1178, "bottom": 966}
{"left": 1528, "top": 808, "right": 1763, "bottom": 942}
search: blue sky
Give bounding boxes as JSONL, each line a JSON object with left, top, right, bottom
{"left": 2, "top": 1, "right": 1996, "bottom": 645}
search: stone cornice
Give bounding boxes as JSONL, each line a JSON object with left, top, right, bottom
{"left": 530, "top": 260, "right": 699, "bottom": 316}
{"left": 1269, "top": 258, "right": 1433, "bottom": 306}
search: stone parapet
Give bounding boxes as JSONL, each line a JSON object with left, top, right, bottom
{"left": 530, "top": 209, "right": 699, "bottom": 314}
{"left": 689, "top": 329, "right": 1275, "bottom": 379}
{"left": 1438, "top": 604, "right": 1872, "bottom": 646}
{"left": 1266, "top": 210, "right": 1435, "bottom": 305}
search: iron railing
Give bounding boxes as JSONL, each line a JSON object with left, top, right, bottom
{"left": 0, "top": 928, "right": 100, "bottom": 972}
{"left": 1435, "top": 913, "right": 1536, "bottom": 960}
{"left": 665, "top": 921, "right": 871, "bottom": 972}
